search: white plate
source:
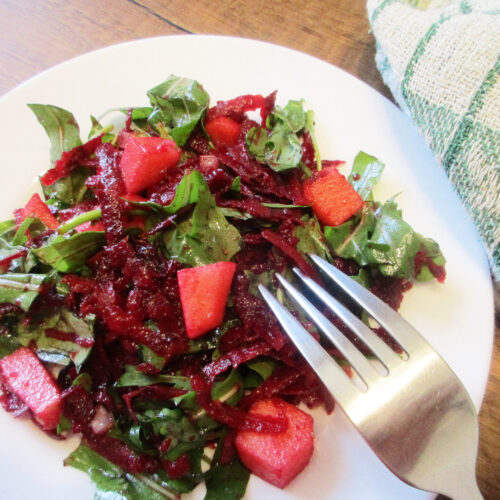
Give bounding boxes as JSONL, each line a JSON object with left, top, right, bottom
{"left": 0, "top": 35, "right": 494, "bottom": 500}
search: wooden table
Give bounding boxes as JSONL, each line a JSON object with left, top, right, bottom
{"left": 0, "top": 1, "right": 498, "bottom": 498}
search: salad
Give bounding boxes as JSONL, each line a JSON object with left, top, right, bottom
{"left": 0, "top": 75, "right": 445, "bottom": 499}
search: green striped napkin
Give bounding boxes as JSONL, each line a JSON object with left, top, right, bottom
{"left": 367, "top": 0, "right": 499, "bottom": 282}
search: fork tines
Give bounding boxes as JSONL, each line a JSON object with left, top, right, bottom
{"left": 258, "top": 254, "right": 429, "bottom": 406}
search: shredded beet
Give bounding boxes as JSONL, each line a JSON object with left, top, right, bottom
{"left": 62, "top": 384, "right": 95, "bottom": 433}
{"left": 162, "top": 454, "right": 191, "bottom": 479}
{"left": 202, "top": 341, "right": 272, "bottom": 381}
{"left": 0, "top": 250, "right": 27, "bottom": 272}
{"left": 0, "top": 381, "right": 28, "bottom": 416}
{"left": 41, "top": 135, "right": 103, "bottom": 186}
{"left": 84, "top": 431, "right": 159, "bottom": 474}
{"left": 45, "top": 328, "right": 94, "bottom": 348}
{"left": 191, "top": 375, "right": 287, "bottom": 433}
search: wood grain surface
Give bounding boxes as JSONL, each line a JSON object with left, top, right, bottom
{"left": 0, "top": 1, "right": 498, "bottom": 499}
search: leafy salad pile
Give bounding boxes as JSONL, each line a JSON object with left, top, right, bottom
{"left": 0, "top": 75, "right": 445, "bottom": 499}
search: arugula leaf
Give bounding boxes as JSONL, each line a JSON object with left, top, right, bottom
{"left": 364, "top": 200, "right": 421, "bottom": 278}
{"left": 57, "top": 208, "right": 102, "bottom": 234}
{"left": 72, "top": 372, "right": 93, "bottom": 392}
{"left": 137, "top": 407, "right": 200, "bottom": 460}
{"left": 268, "top": 99, "right": 307, "bottom": 133}
{"left": 324, "top": 207, "right": 377, "bottom": 266}
{"left": 42, "top": 166, "right": 93, "bottom": 208}
{"left": 0, "top": 219, "right": 17, "bottom": 236}
{"left": 130, "top": 106, "right": 155, "bottom": 124}
{"left": 0, "top": 219, "right": 37, "bottom": 274}
{"left": 17, "top": 309, "right": 95, "bottom": 370}
{"left": 246, "top": 126, "right": 302, "bottom": 172}
{"left": 27, "top": 104, "right": 82, "bottom": 165}
{"left": 204, "top": 458, "right": 250, "bottom": 500}
{"left": 347, "top": 151, "right": 385, "bottom": 201}
{"left": 138, "top": 344, "right": 167, "bottom": 371}
{"left": 246, "top": 99, "right": 309, "bottom": 172}
{"left": 164, "top": 175, "right": 241, "bottom": 266}
{"left": 0, "top": 273, "right": 47, "bottom": 311}
{"left": 147, "top": 75, "right": 210, "bottom": 146}
{"left": 325, "top": 199, "right": 438, "bottom": 280}
{"left": 416, "top": 235, "right": 446, "bottom": 282}
{"left": 0, "top": 336, "right": 21, "bottom": 358}
{"left": 230, "top": 176, "right": 241, "bottom": 192}
{"left": 211, "top": 369, "right": 243, "bottom": 405}
{"left": 125, "top": 170, "right": 207, "bottom": 215}
{"left": 28, "top": 105, "right": 97, "bottom": 207}
{"left": 294, "top": 216, "right": 331, "bottom": 262}
{"left": 88, "top": 115, "right": 114, "bottom": 142}
{"left": 163, "top": 170, "right": 207, "bottom": 214}
{"left": 33, "top": 231, "right": 105, "bottom": 272}
{"left": 115, "top": 365, "right": 191, "bottom": 389}
{"left": 246, "top": 358, "right": 276, "bottom": 381}
{"left": 65, "top": 445, "right": 178, "bottom": 499}
{"left": 305, "top": 109, "right": 322, "bottom": 171}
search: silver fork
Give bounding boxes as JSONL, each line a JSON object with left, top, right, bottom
{"left": 258, "top": 254, "right": 482, "bottom": 500}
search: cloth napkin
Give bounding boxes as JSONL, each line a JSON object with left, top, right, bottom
{"left": 366, "top": 0, "right": 499, "bottom": 282}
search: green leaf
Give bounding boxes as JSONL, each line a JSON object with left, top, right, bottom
{"left": 325, "top": 200, "right": 440, "bottom": 280}
{"left": 126, "top": 170, "right": 207, "bottom": 215}
{"left": 0, "top": 273, "right": 47, "bottom": 311}
{"left": 56, "top": 414, "right": 73, "bottom": 435}
{"left": 204, "top": 459, "right": 250, "bottom": 500}
{"left": 57, "top": 208, "right": 102, "bottom": 234}
{"left": 416, "top": 235, "right": 446, "bottom": 282}
{"left": 147, "top": 75, "right": 210, "bottom": 146}
{"left": 364, "top": 200, "right": 421, "bottom": 278}
{"left": 0, "top": 220, "right": 36, "bottom": 274}
{"left": 130, "top": 106, "right": 155, "bottom": 123}
{"left": 163, "top": 170, "right": 207, "bottom": 214}
{"left": 246, "top": 126, "right": 303, "bottom": 172}
{"left": 324, "top": 207, "right": 377, "bottom": 266}
{"left": 17, "top": 309, "right": 95, "bottom": 370}
{"left": 268, "top": 99, "right": 307, "bottom": 133}
{"left": 33, "top": 231, "right": 105, "bottom": 272}
{"left": 246, "top": 358, "right": 276, "bottom": 381}
{"left": 65, "top": 445, "right": 178, "bottom": 499}
{"left": 230, "top": 176, "right": 241, "bottom": 192}
{"left": 348, "top": 151, "right": 385, "bottom": 200}
{"left": 42, "top": 166, "right": 93, "bottom": 208}
{"left": 305, "top": 109, "right": 322, "bottom": 171}
{"left": 138, "top": 344, "right": 166, "bottom": 370}
{"left": 28, "top": 104, "right": 82, "bottom": 165}
{"left": 72, "top": 372, "right": 92, "bottom": 391}
{"left": 246, "top": 99, "right": 309, "bottom": 172}
{"left": 164, "top": 174, "right": 241, "bottom": 266}
{"left": 115, "top": 365, "right": 191, "bottom": 389}
{"left": 133, "top": 407, "right": 203, "bottom": 461}
{"left": 89, "top": 115, "right": 114, "bottom": 142}
{"left": 12, "top": 216, "right": 33, "bottom": 246}
{"left": 0, "top": 336, "right": 21, "bottom": 358}
{"left": 211, "top": 369, "right": 243, "bottom": 405}
{"left": 294, "top": 215, "right": 332, "bottom": 262}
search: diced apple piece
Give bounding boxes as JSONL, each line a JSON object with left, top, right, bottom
{"left": 205, "top": 117, "right": 241, "bottom": 148}
{"left": 304, "top": 166, "right": 364, "bottom": 226}
{"left": 177, "top": 262, "right": 236, "bottom": 338}
{"left": 120, "top": 136, "right": 180, "bottom": 193}
{"left": 235, "top": 398, "right": 314, "bottom": 488}
{"left": 0, "top": 347, "right": 62, "bottom": 430}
